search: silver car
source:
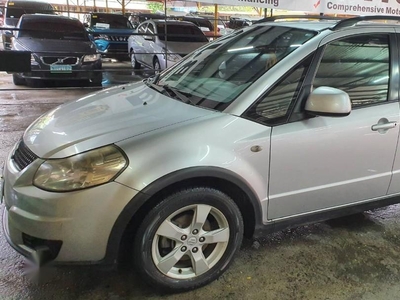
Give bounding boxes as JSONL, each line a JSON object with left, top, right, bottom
{"left": 128, "top": 19, "right": 209, "bottom": 70}
{"left": 2, "top": 15, "right": 400, "bottom": 292}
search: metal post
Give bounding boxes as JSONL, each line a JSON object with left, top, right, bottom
{"left": 106, "top": 0, "right": 108, "bottom": 13}
{"left": 93, "top": 0, "right": 96, "bottom": 12}
{"left": 122, "top": 0, "right": 125, "bottom": 15}
{"left": 67, "top": 0, "right": 70, "bottom": 17}
{"left": 164, "top": 0, "right": 167, "bottom": 69}
{"left": 214, "top": 4, "right": 218, "bottom": 38}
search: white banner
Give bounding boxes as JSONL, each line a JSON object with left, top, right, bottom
{"left": 196, "top": 0, "right": 400, "bottom": 16}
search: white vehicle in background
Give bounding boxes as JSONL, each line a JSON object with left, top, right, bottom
{"left": 128, "top": 19, "right": 209, "bottom": 70}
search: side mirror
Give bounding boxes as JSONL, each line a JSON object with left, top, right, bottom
{"left": 305, "top": 86, "right": 351, "bottom": 117}
{"left": 4, "top": 30, "right": 13, "bottom": 36}
{"left": 83, "top": 23, "right": 89, "bottom": 28}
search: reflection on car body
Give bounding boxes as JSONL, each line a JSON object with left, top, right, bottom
{"left": 11, "top": 14, "right": 102, "bottom": 86}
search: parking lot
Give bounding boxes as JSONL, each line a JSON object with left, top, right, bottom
{"left": 2, "top": 70, "right": 400, "bottom": 300}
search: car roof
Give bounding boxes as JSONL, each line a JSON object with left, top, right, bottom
{"left": 20, "top": 13, "right": 78, "bottom": 22}
{"left": 254, "top": 16, "right": 400, "bottom": 32}
{"left": 151, "top": 19, "right": 196, "bottom": 26}
{"left": 257, "top": 20, "right": 338, "bottom": 31}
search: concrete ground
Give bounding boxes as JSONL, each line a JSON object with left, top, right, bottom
{"left": 2, "top": 71, "right": 400, "bottom": 300}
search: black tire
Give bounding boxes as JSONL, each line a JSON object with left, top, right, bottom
{"left": 88, "top": 73, "right": 103, "bottom": 87}
{"left": 12, "top": 74, "right": 25, "bottom": 86}
{"left": 153, "top": 57, "right": 161, "bottom": 71}
{"left": 133, "top": 187, "right": 243, "bottom": 292}
{"left": 130, "top": 51, "right": 141, "bottom": 69}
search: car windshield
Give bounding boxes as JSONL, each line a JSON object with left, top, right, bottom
{"left": 157, "top": 24, "right": 208, "bottom": 42}
{"left": 91, "top": 14, "right": 133, "bottom": 29}
{"left": 6, "top": 5, "right": 54, "bottom": 18}
{"left": 19, "top": 19, "right": 87, "bottom": 40}
{"left": 156, "top": 25, "right": 316, "bottom": 111}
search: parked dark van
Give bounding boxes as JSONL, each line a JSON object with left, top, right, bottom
{"left": 2, "top": 0, "right": 55, "bottom": 49}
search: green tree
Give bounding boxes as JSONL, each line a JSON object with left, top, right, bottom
{"left": 148, "top": 2, "right": 164, "bottom": 13}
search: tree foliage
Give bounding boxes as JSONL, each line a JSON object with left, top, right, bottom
{"left": 148, "top": 2, "right": 164, "bottom": 13}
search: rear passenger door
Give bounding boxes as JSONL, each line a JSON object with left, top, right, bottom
{"left": 264, "top": 32, "right": 400, "bottom": 220}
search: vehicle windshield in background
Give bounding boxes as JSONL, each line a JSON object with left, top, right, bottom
{"left": 156, "top": 24, "right": 209, "bottom": 42}
{"left": 157, "top": 26, "right": 316, "bottom": 111}
{"left": 6, "top": 6, "right": 53, "bottom": 19}
{"left": 19, "top": 20, "right": 87, "bottom": 40}
{"left": 91, "top": 14, "right": 133, "bottom": 29}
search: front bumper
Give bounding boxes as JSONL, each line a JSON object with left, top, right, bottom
{"left": 17, "top": 60, "right": 102, "bottom": 81}
{"left": 2, "top": 143, "right": 139, "bottom": 264}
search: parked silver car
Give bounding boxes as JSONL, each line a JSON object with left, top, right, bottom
{"left": 128, "top": 19, "right": 209, "bottom": 70}
{"left": 2, "top": 15, "right": 400, "bottom": 292}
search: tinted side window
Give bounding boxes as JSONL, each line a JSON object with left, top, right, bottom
{"left": 314, "top": 34, "right": 390, "bottom": 108}
{"left": 146, "top": 23, "right": 155, "bottom": 35}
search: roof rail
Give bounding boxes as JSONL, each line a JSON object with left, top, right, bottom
{"left": 253, "top": 15, "right": 343, "bottom": 24}
{"left": 332, "top": 15, "right": 400, "bottom": 30}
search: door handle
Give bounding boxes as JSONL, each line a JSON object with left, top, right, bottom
{"left": 371, "top": 118, "right": 397, "bottom": 133}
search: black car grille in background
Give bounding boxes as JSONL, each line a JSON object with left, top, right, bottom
{"left": 41, "top": 56, "right": 79, "bottom": 65}
{"left": 13, "top": 140, "right": 38, "bottom": 171}
{"left": 108, "top": 36, "right": 128, "bottom": 42}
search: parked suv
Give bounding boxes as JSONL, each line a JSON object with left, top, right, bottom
{"left": 84, "top": 12, "right": 134, "bottom": 60}
{"left": 3, "top": 16, "right": 400, "bottom": 293}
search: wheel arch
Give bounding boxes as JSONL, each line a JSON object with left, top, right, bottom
{"left": 104, "top": 167, "right": 263, "bottom": 264}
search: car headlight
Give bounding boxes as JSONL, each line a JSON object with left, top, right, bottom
{"left": 33, "top": 145, "right": 128, "bottom": 192}
{"left": 164, "top": 51, "right": 181, "bottom": 62}
{"left": 83, "top": 54, "right": 101, "bottom": 62}
{"left": 31, "top": 54, "right": 36, "bottom": 64}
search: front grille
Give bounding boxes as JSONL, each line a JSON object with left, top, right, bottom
{"left": 108, "top": 35, "right": 128, "bottom": 42}
{"left": 41, "top": 56, "right": 79, "bottom": 65}
{"left": 12, "top": 140, "right": 38, "bottom": 171}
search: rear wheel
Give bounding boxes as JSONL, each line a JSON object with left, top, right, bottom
{"left": 133, "top": 187, "right": 243, "bottom": 292}
{"left": 12, "top": 74, "right": 25, "bottom": 86}
{"left": 153, "top": 57, "right": 161, "bottom": 72}
{"left": 130, "top": 51, "right": 141, "bottom": 69}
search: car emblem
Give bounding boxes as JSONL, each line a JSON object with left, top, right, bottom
{"left": 187, "top": 237, "right": 197, "bottom": 246}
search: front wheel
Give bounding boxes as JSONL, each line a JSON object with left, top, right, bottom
{"left": 153, "top": 57, "right": 161, "bottom": 71}
{"left": 133, "top": 187, "right": 244, "bottom": 292}
{"left": 130, "top": 51, "right": 141, "bottom": 69}
{"left": 12, "top": 74, "right": 25, "bottom": 86}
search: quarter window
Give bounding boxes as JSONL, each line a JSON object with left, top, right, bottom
{"left": 244, "top": 57, "right": 311, "bottom": 123}
{"left": 313, "top": 35, "right": 390, "bottom": 108}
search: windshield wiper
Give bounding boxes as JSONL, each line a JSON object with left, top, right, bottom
{"left": 145, "top": 80, "right": 195, "bottom": 105}
{"left": 161, "top": 85, "right": 195, "bottom": 105}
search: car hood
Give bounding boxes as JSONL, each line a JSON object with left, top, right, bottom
{"left": 16, "top": 37, "right": 96, "bottom": 53}
{"left": 23, "top": 82, "right": 215, "bottom": 158}
{"left": 162, "top": 41, "right": 208, "bottom": 55}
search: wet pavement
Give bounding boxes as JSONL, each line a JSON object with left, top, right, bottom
{"left": 2, "top": 72, "right": 400, "bottom": 299}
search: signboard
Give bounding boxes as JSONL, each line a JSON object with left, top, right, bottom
{"left": 196, "top": 0, "right": 400, "bottom": 16}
